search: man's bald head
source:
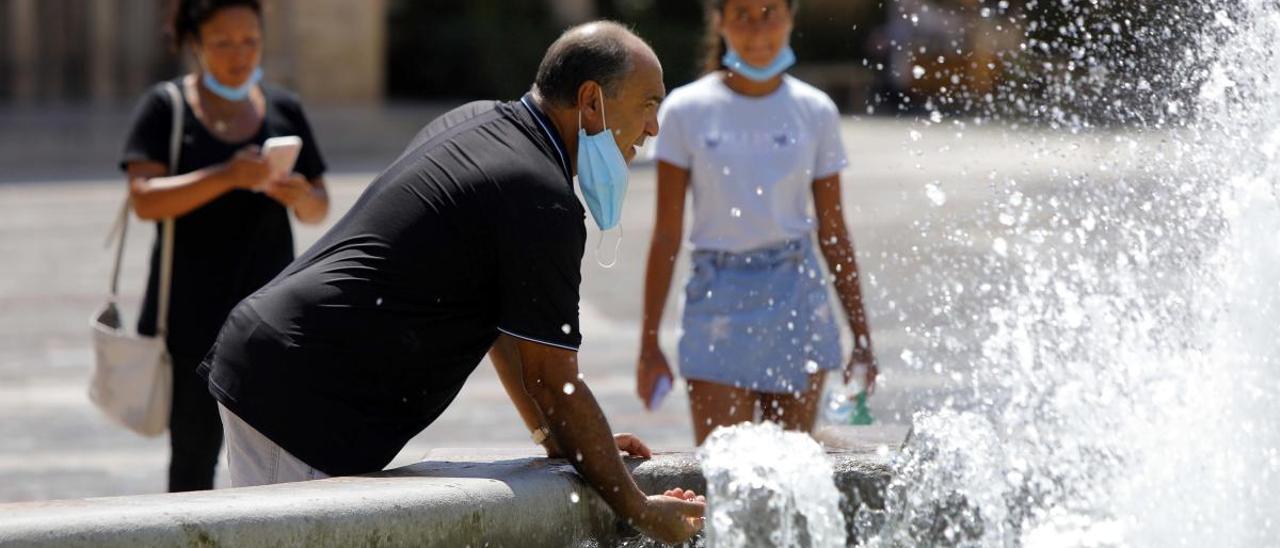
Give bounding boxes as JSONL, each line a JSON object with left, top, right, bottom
{"left": 533, "top": 21, "right": 656, "bottom": 108}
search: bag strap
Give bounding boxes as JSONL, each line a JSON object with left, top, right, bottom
{"left": 156, "top": 82, "right": 181, "bottom": 337}
{"left": 106, "top": 196, "right": 130, "bottom": 297}
{"left": 106, "top": 82, "right": 181, "bottom": 336}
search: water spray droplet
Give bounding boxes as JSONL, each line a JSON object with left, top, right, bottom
{"left": 926, "top": 183, "right": 947, "bottom": 206}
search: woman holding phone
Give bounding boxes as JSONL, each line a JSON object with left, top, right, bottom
{"left": 118, "top": 0, "right": 328, "bottom": 491}
{"left": 636, "top": 0, "right": 876, "bottom": 444}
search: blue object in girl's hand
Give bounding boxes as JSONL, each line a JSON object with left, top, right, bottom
{"left": 648, "top": 375, "right": 673, "bottom": 410}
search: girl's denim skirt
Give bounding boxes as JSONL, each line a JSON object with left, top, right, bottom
{"left": 678, "top": 238, "right": 842, "bottom": 394}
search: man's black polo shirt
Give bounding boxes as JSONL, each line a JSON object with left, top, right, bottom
{"left": 198, "top": 96, "right": 585, "bottom": 476}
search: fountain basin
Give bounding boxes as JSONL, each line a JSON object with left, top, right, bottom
{"left": 0, "top": 426, "right": 902, "bottom": 547}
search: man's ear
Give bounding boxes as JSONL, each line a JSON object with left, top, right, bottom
{"left": 575, "top": 81, "right": 604, "bottom": 132}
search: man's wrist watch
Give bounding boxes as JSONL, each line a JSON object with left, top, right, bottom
{"left": 531, "top": 426, "right": 551, "bottom": 445}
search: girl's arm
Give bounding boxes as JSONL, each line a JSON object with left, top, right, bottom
{"left": 636, "top": 161, "right": 690, "bottom": 404}
{"left": 812, "top": 173, "right": 878, "bottom": 388}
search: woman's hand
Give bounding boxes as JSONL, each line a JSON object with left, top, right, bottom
{"left": 636, "top": 345, "right": 674, "bottom": 410}
{"left": 262, "top": 173, "right": 314, "bottom": 208}
{"left": 843, "top": 346, "right": 878, "bottom": 394}
{"left": 221, "top": 146, "right": 270, "bottom": 190}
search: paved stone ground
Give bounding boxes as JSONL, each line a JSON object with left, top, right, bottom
{"left": 0, "top": 115, "right": 1153, "bottom": 502}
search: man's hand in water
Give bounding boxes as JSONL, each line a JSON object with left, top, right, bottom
{"left": 663, "top": 487, "right": 706, "bottom": 504}
{"left": 632, "top": 488, "right": 706, "bottom": 544}
{"left": 511, "top": 337, "right": 702, "bottom": 544}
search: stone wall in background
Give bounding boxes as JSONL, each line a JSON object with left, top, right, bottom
{"left": 0, "top": 0, "right": 385, "bottom": 105}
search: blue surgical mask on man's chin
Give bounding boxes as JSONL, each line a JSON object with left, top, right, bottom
{"left": 722, "top": 45, "right": 796, "bottom": 82}
{"left": 202, "top": 66, "right": 263, "bottom": 102}
{"left": 576, "top": 92, "right": 629, "bottom": 268}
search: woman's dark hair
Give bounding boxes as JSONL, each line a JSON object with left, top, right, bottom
{"left": 700, "top": 0, "right": 799, "bottom": 74}
{"left": 168, "top": 0, "right": 262, "bottom": 50}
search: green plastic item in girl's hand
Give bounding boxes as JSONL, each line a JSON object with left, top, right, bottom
{"left": 851, "top": 392, "right": 874, "bottom": 425}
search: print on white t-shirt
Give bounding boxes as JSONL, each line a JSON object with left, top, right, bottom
{"left": 654, "top": 74, "right": 849, "bottom": 253}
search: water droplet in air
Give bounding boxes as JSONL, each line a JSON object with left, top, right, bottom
{"left": 730, "top": 207, "right": 742, "bottom": 218}
{"left": 912, "top": 65, "right": 926, "bottom": 79}
{"left": 925, "top": 183, "right": 947, "bottom": 206}
{"left": 375, "top": 297, "right": 383, "bottom": 306}
{"left": 804, "top": 360, "right": 820, "bottom": 374}
{"left": 562, "top": 383, "right": 575, "bottom": 395}
{"left": 561, "top": 324, "right": 572, "bottom": 334}
{"left": 570, "top": 492, "right": 580, "bottom": 503}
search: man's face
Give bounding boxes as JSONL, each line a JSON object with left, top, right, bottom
{"left": 597, "top": 49, "right": 665, "bottom": 164}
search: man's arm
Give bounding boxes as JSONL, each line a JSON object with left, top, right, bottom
{"left": 489, "top": 335, "right": 563, "bottom": 457}
{"left": 508, "top": 336, "right": 703, "bottom": 543}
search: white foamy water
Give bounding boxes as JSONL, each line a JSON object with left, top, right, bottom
{"left": 855, "top": 1, "right": 1280, "bottom": 546}
{"left": 699, "top": 422, "right": 847, "bottom": 547}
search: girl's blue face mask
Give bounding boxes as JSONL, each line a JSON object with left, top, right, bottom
{"left": 202, "top": 66, "right": 262, "bottom": 102}
{"left": 577, "top": 92, "right": 629, "bottom": 267}
{"left": 722, "top": 45, "right": 796, "bottom": 82}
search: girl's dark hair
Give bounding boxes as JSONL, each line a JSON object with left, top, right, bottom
{"left": 167, "top": 0, "right": 262, "bottom": 50}
{"left": 700, "top": 0, "right": 799, "bottom": 74}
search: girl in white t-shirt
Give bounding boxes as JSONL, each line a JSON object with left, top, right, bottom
{"left": 636, "top": 0, "right": 877, "bottom": 444}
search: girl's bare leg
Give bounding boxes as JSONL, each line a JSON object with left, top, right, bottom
{"left": 759, "top": 372, "right": 826, "bottom": 433}
{"left": 687, "top": 379, "right": 756, "bottom": 445}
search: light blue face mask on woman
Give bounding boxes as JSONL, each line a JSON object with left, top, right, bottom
{"left": 577, "top": 92, "right": 629, "bottom": 267}
{"left": 202, "top": 66, "right": 263, "bottom": 101}
{"left": 722, "top": 45, "right": 796, "bottom": 82}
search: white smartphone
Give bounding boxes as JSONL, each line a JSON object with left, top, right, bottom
{"left": 648, "top": 374, "right": 673, "bottom": 411}
{"left": 261, "top": 136, "right": 302, "bottom": 183}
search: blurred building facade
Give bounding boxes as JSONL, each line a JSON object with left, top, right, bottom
{"left": 0, "top": 0, "right": 1045, "bottom": 114}
{"left": 0, "top": 0, "right": 385, "bottom": 105}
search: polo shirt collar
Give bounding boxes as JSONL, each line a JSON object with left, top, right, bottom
{"left": 519, "top": 93, "right": 571, "bottom": 183}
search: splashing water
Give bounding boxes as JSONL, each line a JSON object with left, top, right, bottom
{"left": 699, "top": 422, "right": 847, "bottom": 547}
{"left": 857, "top": 1, "right": 1280, "bottom": 546}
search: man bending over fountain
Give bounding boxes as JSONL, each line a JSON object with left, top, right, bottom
{"left": 197, "top": 21, "right": 704, "bottom": 544}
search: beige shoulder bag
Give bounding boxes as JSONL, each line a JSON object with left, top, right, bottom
{"left": 88, "top": 82, "right": 181, "bottom": 437}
